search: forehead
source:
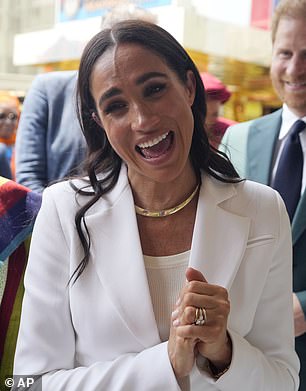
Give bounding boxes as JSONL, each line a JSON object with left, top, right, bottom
{"left": 0, "top": 102, "right": 17, "bottom": 111}
{"left": 274, "top": 17, "right": 306, "bottom": 48}
{"left": 90, "top": 43, "right": 175, "bottom": 93}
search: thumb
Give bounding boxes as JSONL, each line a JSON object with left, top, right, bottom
{"left": 185, "top": 267, "right": 207, "bottom": 283}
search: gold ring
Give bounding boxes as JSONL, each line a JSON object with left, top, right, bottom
{"left": 194, "top": 307, "right": 207, "bottom": 326}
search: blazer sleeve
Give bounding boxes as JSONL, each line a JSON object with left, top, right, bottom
{"left": 13, "top": 187, "right": 181, "bottom": 391}
{"left": 15, "top": 75, "right": 49, "bottom": 193}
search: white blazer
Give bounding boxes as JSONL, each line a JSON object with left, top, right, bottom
{"left": 14, "top": 165, "right": 299, "bottom": 390}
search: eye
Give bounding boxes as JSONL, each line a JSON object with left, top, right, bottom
{"left": 104, "top": 101, "right": 127, "bottom": 115}
{"left": 144, "top": 83, "right": 166, "bottom": 98}
{"left": 0, "top": 112, "right": 17, "bottom": 121}
{"left": 278, "top": 50, "right": 292, "bottom": 59}
{"left": 7, "top": 112, "right": 18, "bottom": 121}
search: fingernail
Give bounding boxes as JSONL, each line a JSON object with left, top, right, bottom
{"left": 176, "top": 297, "right": 181, "bottom": 306}
{"left": 171, "top": 309, "right": 179, "bottom": 319}
{"left": 173, "top": 318, "right": 180, "bottom": 327}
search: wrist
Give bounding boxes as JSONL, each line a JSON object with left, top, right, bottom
{"left": 206, "top": 333, "right": 232, "bottom": 375}
{"left": 207, "top": 360, "right": 231, "bottom": 379}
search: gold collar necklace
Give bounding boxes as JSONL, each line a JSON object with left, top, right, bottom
{"left": 135, "top": 183, "right": 200, "bottom": 218}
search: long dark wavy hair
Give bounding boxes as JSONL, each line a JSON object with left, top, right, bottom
{"left": 71, "top": 20, "right": 241, "bottom": 283}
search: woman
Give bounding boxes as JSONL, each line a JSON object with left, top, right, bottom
{"left": 14, "top": 21, "right": 299, "bottom": 390}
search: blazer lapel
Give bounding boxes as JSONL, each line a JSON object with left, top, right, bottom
{"left": 292, "top": 189, "right": 306, "bottom": 244}
{"left": 88, "top": 167, "right": 160, "bottom": 348}
{"left": 247, "top": 109, "right": 282, "bottom": 185}
{"left": 190, "top": 175, "right": 250, "bottom": 290}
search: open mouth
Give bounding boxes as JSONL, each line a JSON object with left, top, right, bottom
{"left": 136, "top": 131, "right": 174, "bottom": 159}
{"left": 285, "top": 81, "right": 306, "bottom": 88}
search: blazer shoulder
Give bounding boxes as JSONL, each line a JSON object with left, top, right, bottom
{"left": 248, "top": 109, "right": 282, "bottom": 129}
{"left": 226, "top": 109, "right": 282, "bottom": 135}
{"left": 31, "top": 71, "right": 77, "bottom": 92}
{"left": 43, "top": 167, "right": 130, "bottom": 217}
{"left": 234, "top": 179, "right": 285, "bottom": 219}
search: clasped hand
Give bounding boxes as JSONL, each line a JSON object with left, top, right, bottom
{"left": 168, "top": 267, "right": 232, "bottom": 379}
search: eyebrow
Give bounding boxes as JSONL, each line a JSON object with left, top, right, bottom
{"left": 135, "top": 71, "right": 167, "bottom": 85}
{"left": 99, "top": 87, "right": 121, "bottom": 107}
{"left": 98, "top": 72, "right": 167, "bottom": 107}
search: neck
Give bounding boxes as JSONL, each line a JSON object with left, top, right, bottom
{"left": 130, "top": 173, "right": 198, "bottom": 213}
{"left": 135, "top": 182, "right": 200, "bottom": 218}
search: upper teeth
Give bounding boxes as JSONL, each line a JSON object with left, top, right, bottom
{"left": 286, "top": 82, "right": 306, "bottom": 86}
{"left": 138, "top": 132, "right": 169, "bottom": 149}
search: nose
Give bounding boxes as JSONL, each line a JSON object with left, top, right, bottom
{"left": 286, "top": 54, "right": 305, "bottom": 77}
{"left": 130, "top": 102, "right": 160, "bottom": 132}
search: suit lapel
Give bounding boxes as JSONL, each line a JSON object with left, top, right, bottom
{"left": 190, "top": 175, "right": 250, "bottom": 290}
{"left": 292, "top": 189, "right": 306, "bottom": 244}
{"left": 89, "top": 167, "right": 160, "bottom": 348}
{"left": 247, "top": 110, "right": 282, "bottom": 185}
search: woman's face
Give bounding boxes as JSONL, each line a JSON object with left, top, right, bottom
{"left": 90, "top": 43, "right": 196, "bottom": 186}
{"left": 0, "top": 102, "right": 18, "bottom": 139}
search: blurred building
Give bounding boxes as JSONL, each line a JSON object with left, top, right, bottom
{"left": 0, "top": 0, "right": 281, "bottom": 119}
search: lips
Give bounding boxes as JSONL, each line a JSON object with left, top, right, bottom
{"left": 284, "top": 81, "right": 306, "bottom": 90}
{"left": 136, "top": 131, "right": 174, "bottom": 159}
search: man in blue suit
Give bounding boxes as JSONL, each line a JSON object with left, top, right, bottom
{"left": 221, "top": 1, "right": 306, "bottom": 389}
{"left": 15, "top": 71, "right": 86, "bottom": 193}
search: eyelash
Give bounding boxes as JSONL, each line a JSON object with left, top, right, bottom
{"left": 103, "top": 83, "right": 167, "bottom": 115}
{"left": 278, "top": 51, "right": 291, "bottom": 58}
{"left": 104, "top": 102, "right": 126, "bottom": 115}
{"left": 144, "top": 82, "right": 166, "bottom": 97}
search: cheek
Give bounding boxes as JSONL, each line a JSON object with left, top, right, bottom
{"left": 183, "top": 112, "right": 194, "bottom": 144}
{"left": 103, "top": 123, "right": 130, "bottom": 156}
{"left": 270, "top": 61, "right": 283, "bottom": 79}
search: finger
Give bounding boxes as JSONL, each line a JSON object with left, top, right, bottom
{"left": 182, "top": 305, "right": 208, "bottom": 326}
{"left": 185, "top": 267, "right": 207, "bottom": 283}
{"left": 174, "top": 297, "right": 230, "bottom": 326}
{"left": 185, "top": 281, "right": 229, "bottom": 300}
{"left": 176, "top": 323, "right": 228, "bottom": 346}
{"left": 182, "top": 294, "right": 221, "bottom": 311}
{"left": 175, "top": 305, "right": 224, "bottom": 326}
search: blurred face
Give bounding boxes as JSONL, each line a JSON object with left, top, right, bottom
{"left": 205, "top": 97, "right": 221, "bottom": 129}
{"left": 0, "top": 102, "right": 18, "bottom": 139}
{"left": 270, "top": 17, "right": 306, "bottom": 116}
{"left": 90, "top": 43, "right": 196, "bottom": 186}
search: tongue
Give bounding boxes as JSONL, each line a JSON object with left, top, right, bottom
{"left": 141, "top": 133, "right": 172, "bottom": 159}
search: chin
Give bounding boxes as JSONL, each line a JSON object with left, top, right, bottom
{"left": 285, "top": 98, "right": 306, "bottom": 116}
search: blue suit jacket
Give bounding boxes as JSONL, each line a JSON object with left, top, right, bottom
{"left": 15, "top": 71, "right": 86, "bottom": 193}
{"left": 221, "top": 109, "right": 306, "bottom": 390}
{"left": 0, "top": 143, "right": 12, "bottom": 179}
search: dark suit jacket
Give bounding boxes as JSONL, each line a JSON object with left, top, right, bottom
{"left": 221, "top": 108, "right": 306, "bottom": 390}
{"left": 15, "top": 71, "right": 86, "bottom": 193}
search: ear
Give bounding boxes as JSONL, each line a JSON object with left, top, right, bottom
{"left": 185, "top": 70, "right": 196, "bottom": 106}
{"left": 92, "top": 111, "right": 103, "bottom": 127}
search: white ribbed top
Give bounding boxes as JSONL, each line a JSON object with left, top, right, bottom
{"left": 144, "top": 250, "right": 190, "bottom": 341}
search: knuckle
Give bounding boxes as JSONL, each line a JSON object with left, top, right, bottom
{"left": 217, "top": 286, "right": 228, "bottom": 298}
{"left": 212, "top": 324, "right": 223, "bottom": 337}
{"left": 186, "top": 281, "right": 197, "bottom": 292}
{"left": 216, "top": 299, "right": 230, "bottom": 316}
{"left": 184, "top": 292, "right": 193, "bottom": 303}
{"left": 185, "top": 306, "right": 195, "bottom": 322}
